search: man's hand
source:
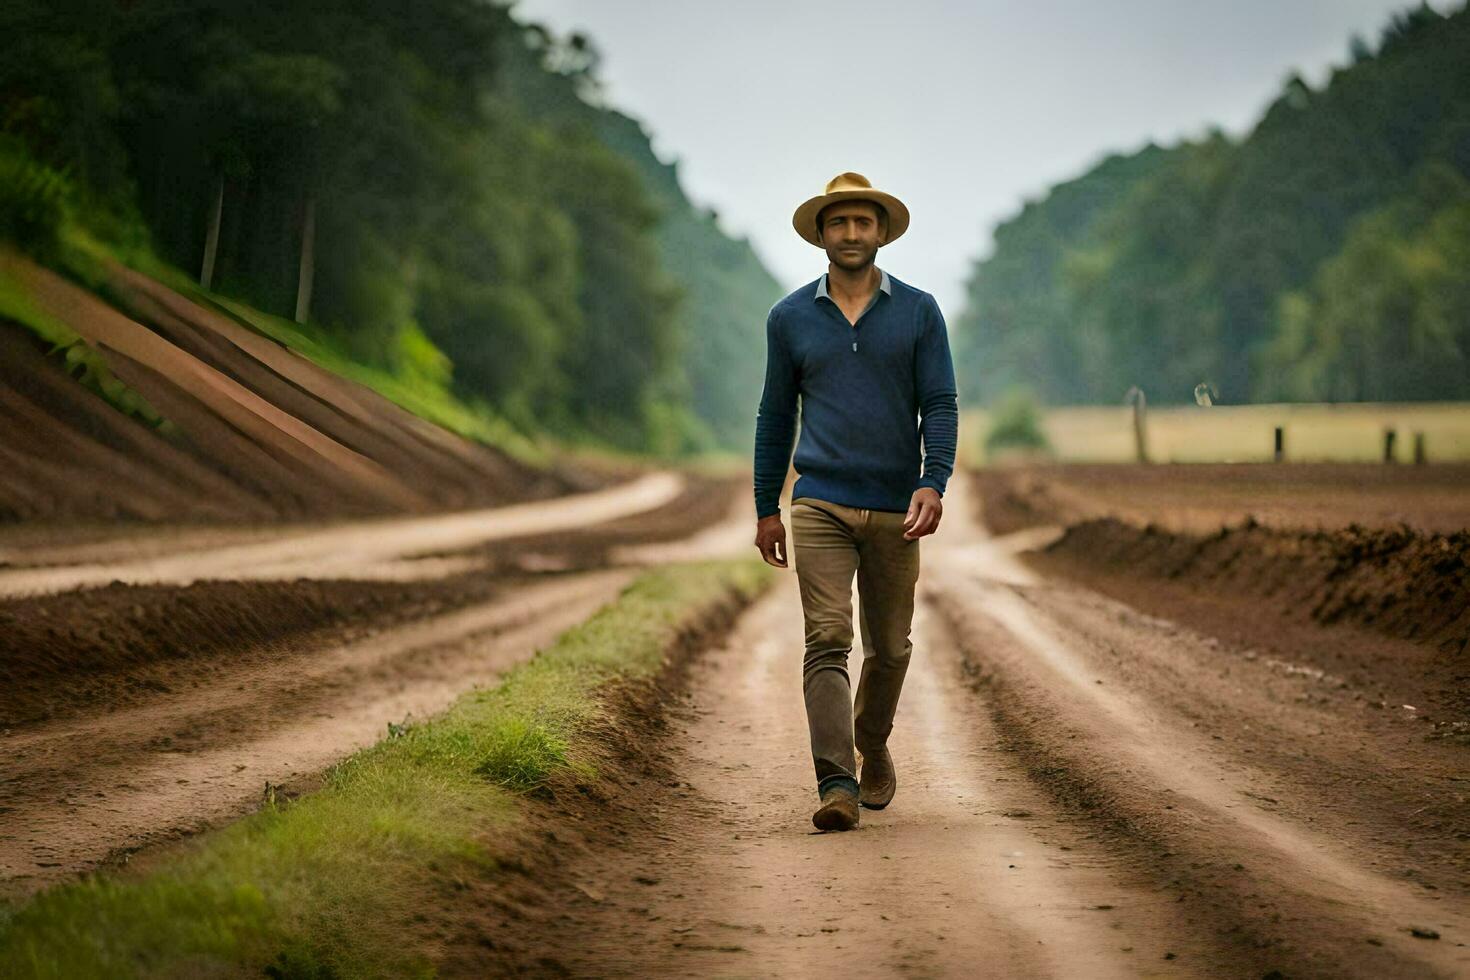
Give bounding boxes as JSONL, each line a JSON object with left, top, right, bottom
{"left": 754, "top": 513, "right": 788, "bottom": 568}
{"left": 903, "top": 487, "right": 942, "bottom": 540}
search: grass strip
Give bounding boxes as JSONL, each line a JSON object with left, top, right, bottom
{"left": 205, "top": 295, "right": 550, "bottom": 468}
{"left": 0, "top": 248, "right": 167, "bottom": 427}
{"left": 51, "top": 225, "right": 552, "bottom": 467}
{"left": 0, "top": 558, "right": 772, "bottom": 979}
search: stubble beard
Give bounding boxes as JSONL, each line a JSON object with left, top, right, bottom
{"left": 827, "top": 241, "right": 878, "bottom": 272}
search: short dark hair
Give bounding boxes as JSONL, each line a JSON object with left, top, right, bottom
{"left": 816, "top": 198, "right": 888, "bottom": 238}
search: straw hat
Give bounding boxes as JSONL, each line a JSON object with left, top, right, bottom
{"left": 792, "top": 171, "right": 910, "bottom": 247}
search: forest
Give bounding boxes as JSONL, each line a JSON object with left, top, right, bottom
{"left": 0, "top": 0, "right": 782, "bottom": 454}
{"left": 954, "top": 2, "right": 1470, "bottom": 407}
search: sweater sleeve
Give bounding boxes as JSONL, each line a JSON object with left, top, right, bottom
{"left": 914, "top": 294, "right": 959, "bottom": 496}
{"left": 752, "top": 305, "right": 799, "bottom": 519}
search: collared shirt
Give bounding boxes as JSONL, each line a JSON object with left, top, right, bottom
{"left": 752, "top": 267, "right": 959, "bottom": 519}
{"left": 814, "top": 267, "right": 892, "bottom": 321}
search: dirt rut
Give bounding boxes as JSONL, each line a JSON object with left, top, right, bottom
{"left": 0, "top": 473, "right": 745, "bottom": 899}
{"left": 486, "top": 472, "right": 1468, "bottom": 978}
{"left": 0, "top": 471, "right": 683, "bottom": 598}
{"left": 0, "top": 570, "right": 636, "bottom": 898}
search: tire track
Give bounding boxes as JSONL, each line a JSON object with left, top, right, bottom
{"left": 0, "top": 570, "right": 636, "bottom": 898}
{"left": 497, "top": 469, "right": 1470, "bottom": 977}
{"left": 505, "top": 522, "right": 1234, "bottom": 976}
{"left": 923, "top": 474, "right": 1470, "bottom": 978}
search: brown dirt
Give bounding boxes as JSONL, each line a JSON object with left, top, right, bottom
{"left": 0, "top": 247, "right": 589, "bottom": 523}
{"left": 1037, "top": 518, "right": 1468, "bottom": 670}
{"left": 937, "top": 463, "right": 1470, "bottom": 976}
{"left": 0, "top": 569, "right": 638, "bottom": 898}
{"left": 974, "top": 460, "right": 1469, "bottom": 724}
{"left": 8, "top": 432, "right": 1467, "bottom": 976}
{"left": 973, "top": 463, "right": 1469, "bottom": 727}
{"left": 439, "top": 569, "right": 1226, "bottom": 979}
{"left": 0, "top": 474, "right": 742, "bottom": 729}
{"left": 421, "top": 472, "right": 1470, "bottom": 978}
{"left": 0, "top": 576, "right": 501, "bottom": 729}
{"left": 0, "top": 472, "right": 748, "bottom": 897}
{"left": 0, "top": 469, "right": 687, "bottom": 597}
{"left": 0, "top": 326, "right": 277, "bottom": 523}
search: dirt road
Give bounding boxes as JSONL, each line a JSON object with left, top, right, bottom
{"left": 0, "top": 471, "right": 733, "bottom": 899}
{"left": 497, "top": 471, "right": 1469, "bottom": 978}
{"left": 0, "top": 471, "right": 684, "bottom": 598}
{"left": 6, "top": 463, "right": 1465, "bottom": 976}
{"left": 0, "top": 570, "right": 638, "bottom": 896}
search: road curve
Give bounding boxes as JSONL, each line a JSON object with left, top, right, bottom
{"left": 0, "top": 471, "right": 684, "bottom": 598}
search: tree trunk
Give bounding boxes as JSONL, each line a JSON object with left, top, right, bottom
{"left": 200, "top": 175, "right": 224, "bottom": 290}
{"left": 294, "top": 195, "right": 316, "bottom": 324}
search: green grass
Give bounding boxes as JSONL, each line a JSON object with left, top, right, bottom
{"left": 32, "top": 222, "right": 557, "bottom": 468}
{"left": 208, "top": 295, "right": 551, "bottom": 468}
{"left": 10, "top": 222, "right": 747, "bottom": 472}
{"left": 0, "top": 246, "right": 167, "bottom": 427}
{"left": 963, "top": 403, "right": 1470, "bottom": 465}
{"left": 0, "top": 558, "right": 773, "bottom": 980}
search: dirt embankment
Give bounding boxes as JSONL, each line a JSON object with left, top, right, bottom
{"left": 973, "top": 464, "right": 1470, "bottom": 735}
{"left": 0, "top": 247, "right": 594, "bottom": 523}
{"left": 0, "top": 474, "right": 743, "bottom": 729}
{"left": 1037, "top": 518, "right": 1468, "bottom": 654}
{"left": 0, "top": 470, "right": 750, "bottom": 897}
{"left": 427, "top": 577, "right": 765, "bottom": 978}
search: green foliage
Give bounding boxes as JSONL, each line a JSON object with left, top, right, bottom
{"left": 0, "top": 136, "right": 73, "bottom": 262}
{"left": 0, "top": 257, "right": 165, "bottom": 427}
{"left": 983, "top": 387, "right": 1050, "bottom": 454}
{"left": 1262, "top": 163, "right": 1470, "bottom": 400}
{"left": 0, "top": 1, "right": 783, "bottom": 458}
{"left": 473, "top": 715, "right": 577, "bottom": 790}
{"left": 953, "top": 143, "right": 1176, "bottom": 405}
{"left": 0, "top": 559, "right": 773, "bottom": 979}
{"left": 594, "top": 109, "right": 785, "bottom": 451}
{"left": 390, "top": 320, "right": 453, "bottom": 392}
{"left": 958, "top": 4, "right": 1470, "bottom": 405}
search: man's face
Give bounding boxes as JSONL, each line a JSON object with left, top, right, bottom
{"left": 818, "top": 200, "right": 886, "bottom": 271}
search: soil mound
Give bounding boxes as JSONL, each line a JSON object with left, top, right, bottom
{"left": 1042, "top": 518, "right": 1469, "bottom": 657}
{"left": 0, "top": 248, "right": 587, "bottom": 523}
{"left": 0, "top": 576, "right": 497, "bottom": 728}
{"left": 0, "top": 474, "right": 744, "bottom": 728}
{"left": 974, "top": 464, "right": 1470, "bottom": 728}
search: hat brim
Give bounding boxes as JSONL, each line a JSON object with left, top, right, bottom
{"left": 792, "top": 189, "right": 910, "bottom": 247}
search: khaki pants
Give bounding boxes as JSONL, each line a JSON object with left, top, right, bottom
{"left": 790, "top": 496, "right": 921, "bottom": 795}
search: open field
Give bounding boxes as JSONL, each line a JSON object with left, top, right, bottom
{"left": 963, "top": 403, "right": 1470, "bottom": 464}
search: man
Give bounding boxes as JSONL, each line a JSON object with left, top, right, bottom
{"left": 752, "top": 171, "right": 959, "bottom": 832}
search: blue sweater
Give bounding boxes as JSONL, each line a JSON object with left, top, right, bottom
{"left": 753, "top": 269, "right": 959, "bottom": 519}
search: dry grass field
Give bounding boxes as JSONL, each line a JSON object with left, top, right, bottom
{"left": 963, "top": 402, "right": 1470, "bottom": 465}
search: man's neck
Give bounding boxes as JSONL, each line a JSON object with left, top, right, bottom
{"left": 826, "top": 262, "right": 880, "bottom": 303}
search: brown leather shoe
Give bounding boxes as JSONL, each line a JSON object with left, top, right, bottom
{"left": 812, "top": 786, "right": 860, "bottom": 831}
{"left": 859, "top": 746, "right": 896, "bottom": 810}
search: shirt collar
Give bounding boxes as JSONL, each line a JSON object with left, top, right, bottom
{"left": 815, "top": 267, "right": 891, "bottom": 302}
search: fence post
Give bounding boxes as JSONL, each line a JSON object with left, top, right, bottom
{"left": 1273, "top": 426, "right": 1284, "bottom": 462}
{"left": 1125, "top": 386, "right": 1148, "bottom": 463}
{"left": 1383, "top": 428, "right": 1397, "bottom": 463}
{"left": 1414, "top": 431, "right": 1427, "bottom": 465}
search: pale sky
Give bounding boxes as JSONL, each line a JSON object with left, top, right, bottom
{"left": 510, "top": 0, "right": 1444, "bottom": 316}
